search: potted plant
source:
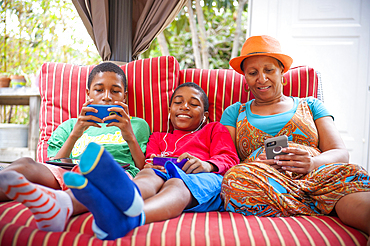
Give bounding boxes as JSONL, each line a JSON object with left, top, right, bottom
{"left": 0, "top": 75, "right": 10, "bottom": 88}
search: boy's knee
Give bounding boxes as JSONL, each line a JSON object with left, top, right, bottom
{"left": 163, "top": 178, "right": 195, "bottom": 207}
{"left": 14, "top": 157, "right": 36, "bottom": 165}
{"left": 136, "top": 168, "right": 156, "bottom": 178}
{"left": 165, "top": 178, "right": 187, "bottom": 190}
{"left": 6, "top": 157, "right": 39, "bottom": 174}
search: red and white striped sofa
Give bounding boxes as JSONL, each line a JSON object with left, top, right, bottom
{"left": 0, "top": 56, "right": 368, "bottom": 245}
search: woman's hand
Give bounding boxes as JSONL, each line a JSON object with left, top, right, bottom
{"left": 256, "top": 148, "right": 314, "bottom": 174}
{"left": 180, "top": 153, "right": 217, "bottom": 174}
{"left": 273, "top": 147, "right": 315, "bottom": 174}
{"left": 256, "top": 153, "right": 285, "bottom": 172}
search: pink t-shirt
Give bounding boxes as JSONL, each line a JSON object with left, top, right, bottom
{"left": 145, "top": 122, "right": 239, "bottom": 175}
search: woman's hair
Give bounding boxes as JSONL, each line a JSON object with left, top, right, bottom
{"left": 170, "top": 82, "right": 209, "bottom": 112}
{"left": 240, "top": 57, "right": 285, "bottom": 73}
{"left": 87, "top": 62, "right": 127, "bottom": 91}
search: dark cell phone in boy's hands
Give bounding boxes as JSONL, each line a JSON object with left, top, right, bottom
{"left": 45, "top": 158, "right": 79, "bottom": 170}
{"left": 264, "top": 135, "right": 289, "bottom": 159}
{"left": 86, "top": 105, "right": 123, "bottom": 123}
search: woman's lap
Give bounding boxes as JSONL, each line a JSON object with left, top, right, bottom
{"left": 221, "top": 162, "right": 370, "bottom": 216}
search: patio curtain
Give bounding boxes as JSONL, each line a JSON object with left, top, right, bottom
{"left": 72, "top": 0, "right": 187, "bottom": 61}
{"left": 73, "top": 0, "right": 110, "bottom": 60}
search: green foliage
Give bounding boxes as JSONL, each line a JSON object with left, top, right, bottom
{"left": 1, "top": 0, "right": 100, "bottom": 76}
{"left": 1, "top": 0, "right": 248, "bottom": 123}
{"left": 203, "top": 0, "right": 235, "bottom": 12}
{"left": 142, "top": 2, "right": 248, "bottom": 70}
{"left": 0, "top": 0, "right": 100, "bottom": 124}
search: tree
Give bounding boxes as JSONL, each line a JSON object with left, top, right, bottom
{"left": 194, "top": 0, "right": 209, "bottom": 69}
{"left": 0, "top": 0, "right": 100, "bottom": 76}
{"left": 142, "top": 0, "right": 248, "bottom": 70}
{"left": 0, "top": 0, "right": 100, "bottom": 124}
{"left": 231, "top": 0, "right": 248, "bottom": 60}
{"left": 186, "top": 0, "right": 202, "bottom": 68}
{"left": 157, "top": 32, "right": 170, "bottom": 56}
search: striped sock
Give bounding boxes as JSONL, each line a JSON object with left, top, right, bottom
{"left": 64, "top": 172, "right": 145, "bottom": 240}
{"left": 0, "top": 171, "right": 73, "bottom": 231}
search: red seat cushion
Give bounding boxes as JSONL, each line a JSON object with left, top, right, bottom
{"left": 0, "top": 201, "right": 367, "bottom": 246}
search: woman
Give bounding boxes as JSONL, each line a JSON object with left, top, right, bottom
{"left": 220, "top": 35, "right": 370, "bottom": 239}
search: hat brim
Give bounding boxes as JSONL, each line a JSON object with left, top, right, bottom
{"left": 229, "top": 53, "right": 293, "bottom": 74}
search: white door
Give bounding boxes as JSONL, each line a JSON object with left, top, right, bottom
{"left": 248, "top": 0, "right": 370, "bottom": 170}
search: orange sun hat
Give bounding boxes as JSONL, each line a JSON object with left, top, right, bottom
{"left": 229, "top": 35, "right": 293, "bottom": 74}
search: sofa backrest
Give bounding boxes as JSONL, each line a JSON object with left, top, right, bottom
{"left": 37, "top": 56, "right": 322, "bottom": 163}
{"left": 179, "top": 69, "right": 248, "bottom": 123}
{"left": 179, "top": 65, "right": 322, "bottom": 122}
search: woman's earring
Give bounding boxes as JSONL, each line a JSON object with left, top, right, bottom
{"left": 282, "top": 77, "right": 288, "bottom": 86}
{"left": 243, "top": 84, "right": 250, "bottom": 93}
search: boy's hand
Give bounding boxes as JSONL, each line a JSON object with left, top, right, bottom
{"left": 180, "top": 153, "right": 217, "bottom": 174}
{"left": 71, "top": 99, "right": 103, "bottom": 138}
{"left": 144, "top": 154, "right": 166, "bottom": 172}
{"left": 104, "top": 101, "right": 135, "bottom": 142}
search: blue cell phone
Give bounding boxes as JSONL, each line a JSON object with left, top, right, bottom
{"left": 86, "top": 105, "right": 123, "bottom": 123}
{"left": 152, "top": 157, "right": 189, "bottom": 169}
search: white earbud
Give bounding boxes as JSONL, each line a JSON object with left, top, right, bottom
{"left": 202, "top": 116, "right": 206, "bottom": 123}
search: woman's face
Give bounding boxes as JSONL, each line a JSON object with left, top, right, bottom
{"left": 86, "top": 71, "right": 126, "bottom": 104}
{"left": 169, "top": 86, "right": 208, "bottom": 131}
{"left": 242, "top": 56, "right": 284, "bottom": 102}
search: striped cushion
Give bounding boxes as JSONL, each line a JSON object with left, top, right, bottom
{"left": 124, "top": 56, "right": 180, "bottom": 134}
{"left": 37, "top": 56, "right": 180, "bottom": 163}
{"left": 179, "top": 69, "right": 248, "bottom": 123}
{"left": 179, "top": 66, "right": 321, "bottom": 122}
{"left": 283, "top": 66, "right": 322, "bottom": 101}
{"left": 0, "top": 201, "right": 367, "bottom": 245}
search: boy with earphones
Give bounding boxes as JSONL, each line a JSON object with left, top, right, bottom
{"left": 60, "top": 82, "right": 240, "bottom": 240}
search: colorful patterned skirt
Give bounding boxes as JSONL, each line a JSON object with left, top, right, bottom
{"left": 221, "top": 162, "right": 370, "bottom": 216}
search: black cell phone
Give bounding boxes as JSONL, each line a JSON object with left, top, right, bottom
{"left": 264, "top": 135, "right": 288, "bottom": 159}
{"left": 45, "top": 158, "right": 79, "bottom": 170}
{"left": 46, "top": 158, "right": 130, "bottom": 170}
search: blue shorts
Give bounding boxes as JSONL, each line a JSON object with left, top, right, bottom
{"left": 153, "top": 163, "right": 225, "bottom": 212}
